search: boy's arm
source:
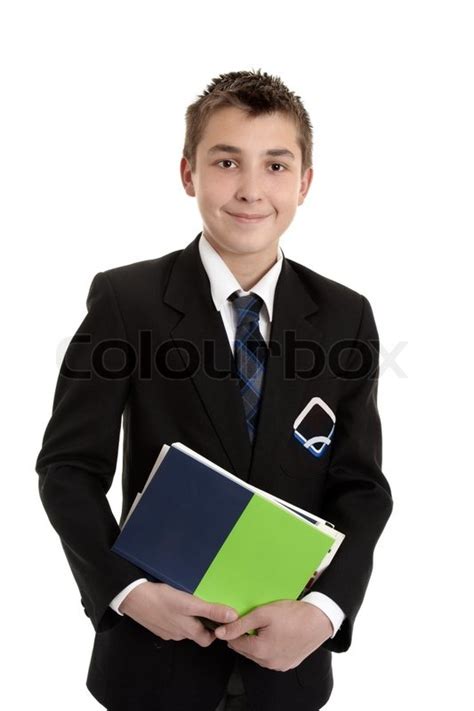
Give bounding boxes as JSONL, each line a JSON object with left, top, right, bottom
{"left": 308, "top": 294, "right": 393, "bottom": 653}
{"left": 36, "top": 272, "right": 146, "bottom": 633}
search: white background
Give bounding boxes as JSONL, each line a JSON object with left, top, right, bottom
{"left": 2, "top": 1, "right": 473, "bottom": 708}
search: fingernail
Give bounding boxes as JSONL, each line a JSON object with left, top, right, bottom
{"left": 226, "top": 610, "right": 237, "bottom": 622}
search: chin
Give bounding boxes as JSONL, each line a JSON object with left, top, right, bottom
{"left": 204, "top": 226, "right": 275, "bottom": 255}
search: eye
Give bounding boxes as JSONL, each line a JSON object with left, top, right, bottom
{"left": 270, "top": 163, "right": 286, "bottom": 172}
{"left": 217, "top": 159, "right": 237, "bottom": 169}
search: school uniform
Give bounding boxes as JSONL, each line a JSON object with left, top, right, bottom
{"left": 36, "top": 231, "right": 393, "bottom": 710}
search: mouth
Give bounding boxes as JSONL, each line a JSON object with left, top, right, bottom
{"left": 226, "top": 211, "right": 271, "bottom": 224}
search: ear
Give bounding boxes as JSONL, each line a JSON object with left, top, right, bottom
{"left": 180, "top": 156, "right": 196, "bottom": 197}
{"left": 297, "top": 166, "right": 313, "bottom": 206}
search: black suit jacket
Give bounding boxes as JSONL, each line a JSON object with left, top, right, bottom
{"left": 36, "top": 232, "right": 393, "bottom": 710}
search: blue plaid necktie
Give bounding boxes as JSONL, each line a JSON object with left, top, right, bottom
{"left": 228, "top": 291, "right": 269, "bottom": 445}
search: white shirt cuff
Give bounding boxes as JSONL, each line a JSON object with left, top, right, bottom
{"left": 109, "top": 578, "right": 149, "bottom": 615}
{"left": 300, "top": 592, "right": 345, "bottom": 638}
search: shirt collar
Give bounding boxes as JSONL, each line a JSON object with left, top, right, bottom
{"left": 198, "top": 232, "right": 284, "bottom": 321}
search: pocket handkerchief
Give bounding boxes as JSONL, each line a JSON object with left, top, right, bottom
{"left": 292, "top": 397, "right": 336, "bottom": 459}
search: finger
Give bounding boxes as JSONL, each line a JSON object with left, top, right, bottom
{"left": 214, "top": 612, "right": 261, "bottom": 641}
{"left": 182, "top": 616, "right": 216, "bottom": 647}
{"left": 191, "top": 596, "right": 240, "bottom": 624}
{"left": 173, "top": 588, "right": 234, "bottom": 623}
{"left": 195, "top": 627, "right": 218, "bottom": 647}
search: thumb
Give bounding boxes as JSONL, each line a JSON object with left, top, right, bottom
{"left": 214, "top": 610, "right": 261, "bottom": 640}
{"left": 193, "top": 596, "right": 239, "bottom": 624}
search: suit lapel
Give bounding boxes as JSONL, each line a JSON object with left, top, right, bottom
{"left": 247, "top": 255, "right": 322, "bottom": 489}
{"left": 163, "top": 233, "right": 322, "bottom": 487}
{"left": 164, "top": 234, "right": 253, "bottom": 478}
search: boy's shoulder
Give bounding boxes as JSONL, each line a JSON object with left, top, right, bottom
{"left": 89, "top": 247, "right": 183, "bottom": 306}
{"left": 100, "top": 247, "right": 182, "bottom": 287}
{"left": 285, "top": 256, "right": 365, "bottom": 315}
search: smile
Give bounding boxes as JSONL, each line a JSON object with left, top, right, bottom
{"left": 226, "top": 212, "right": 271, "bottom": 224}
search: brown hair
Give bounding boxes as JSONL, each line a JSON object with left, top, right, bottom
{"left": 183, "top": 69, "right": 313, "bottom": 176}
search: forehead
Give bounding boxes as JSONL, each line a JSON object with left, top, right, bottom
{"left": 198, "top": 106, "right": 301, "bottom": 156}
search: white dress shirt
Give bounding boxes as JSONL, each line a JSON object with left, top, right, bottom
{"left": 110, "top": 233, "right": 345, "bottom": 639}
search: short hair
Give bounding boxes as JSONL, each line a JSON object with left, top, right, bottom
{"left": 183, "top": 69, "right": 313, "bottom": 176}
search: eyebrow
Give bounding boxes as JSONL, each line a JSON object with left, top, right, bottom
{"left": 207, "top": 144, "right": 296, "bottom": 161}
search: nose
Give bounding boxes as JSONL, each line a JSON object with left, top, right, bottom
{"left": 235, "top": 168, "right": 262, "bottom": 203}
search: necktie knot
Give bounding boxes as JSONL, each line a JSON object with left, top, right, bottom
{"left": 228, "top": 291, "right": 264, "bottom": 328}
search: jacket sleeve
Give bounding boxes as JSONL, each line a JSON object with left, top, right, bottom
{"left": 310, "top": 294, "right": 393, "bottom": 653}
{"left": 35, "top": 271, "right": 146, "bottom": 633}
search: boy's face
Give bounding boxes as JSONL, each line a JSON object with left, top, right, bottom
{"left": 181, "top": 106, "right": 313, "bottom": 260}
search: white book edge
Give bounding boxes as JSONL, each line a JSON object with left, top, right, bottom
{"left": 143, "top": 444, "right": 170, "bottom": 495}
{"left": 120, "top": 444, "right": 171, "bottom": 529}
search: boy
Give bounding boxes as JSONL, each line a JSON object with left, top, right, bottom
{"left": 36, "top": 69, "right": 393, "bottom": 711}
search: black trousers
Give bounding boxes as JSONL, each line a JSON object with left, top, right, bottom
{"left": 105, "top": 650, "right": 323, "bottom": 710}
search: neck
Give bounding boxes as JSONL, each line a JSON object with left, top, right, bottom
{"left": 203, "top": 232, "right": 279, "bottom": 291}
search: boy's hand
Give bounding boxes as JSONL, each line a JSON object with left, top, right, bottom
{"left": 119, "top": 581, "right": 239, "bottom": 647}
{"left": 213, "top": 600, "right": 333, "bottom": 672}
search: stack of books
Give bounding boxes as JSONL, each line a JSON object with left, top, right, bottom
{"left": 112, "top": 442, "right": 344, "bottom": 630}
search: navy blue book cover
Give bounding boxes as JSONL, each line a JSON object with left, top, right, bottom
{"left": 111, "top": 447, "right": 253, "bottom": 592}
